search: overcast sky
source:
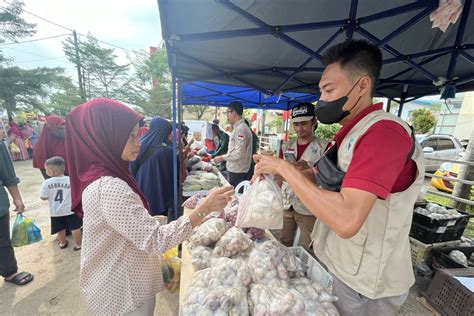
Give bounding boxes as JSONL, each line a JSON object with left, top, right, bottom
{"left": 1, "top": 0, "right": 163, "bottom": 78}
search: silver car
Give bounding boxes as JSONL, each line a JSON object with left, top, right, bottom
{"left": 416, "top": 134, "right": 465, "bottom": 172}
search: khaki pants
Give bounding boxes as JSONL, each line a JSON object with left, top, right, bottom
{"left": 279, "top": 207, "right": 316, "bottom": 251}
{"left": 331, "top": 274, "right": 408, "bottom": 316}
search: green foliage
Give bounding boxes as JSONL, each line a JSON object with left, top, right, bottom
{"left": 0, "top": 1, "right": 36, "bottom": 64}
{"left": 118, "top": 49, "right": 172, "bottom": 118}
{"left": 268, "top": 116, "right": 283, "bottom": 131}
{"left": 0, "top": 66, "right": 69, "bottom": 116}
{"left": 63, "top": 33, "right": 130, "bottom": 98}
{"left": 410, "top": 108, "right": 437, "bottom": 134}
{"left": 41, "top": 77, "right": 82, "bottom": 115}
{"left": 315, "top": 123, "right": 341, "bottom": 141}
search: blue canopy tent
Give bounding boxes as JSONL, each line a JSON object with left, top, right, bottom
{"left": 182, "top": 81, "right": 318, "bottom": 110}
{"left": 157, "top": 0, "right": 474, "bottom": 219}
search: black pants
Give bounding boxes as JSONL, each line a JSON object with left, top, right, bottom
{"left": 227, "top": 172, "right": 248, "bottom": 188}
{"left": 0, "top": 214, "right": 18, "bottom": 278}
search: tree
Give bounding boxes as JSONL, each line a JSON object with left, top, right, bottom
{"left": 0, "top": 1, "right": 36, "bottom": 64}
{"left": 117, "top": 49, "right": 172, "bottom": 118}
{"left": 0, "top": 66, "right": 68, "bottom": 116}
{"left": 41, "top": 77, "right": 82, "bottom": 115}
{"left": 315, "top": 123, "right": 341, "bottom": 141}
{"left": 186, "top": 105, "right": 212, "bottom": 119}
{"left": 63, "top": 33, "right": 129, "bottom": 98}
{"left": 268, "top": 115, "right": 283, "bottom": 132}
{"left": 410, "top": 108, "right": 437, "bottom": 134}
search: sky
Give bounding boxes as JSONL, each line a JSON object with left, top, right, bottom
{"left": 1, "top": 0, "right": 163, "bottom": 78}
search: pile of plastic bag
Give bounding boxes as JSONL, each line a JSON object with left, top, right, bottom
{"left": 183, "top": 173, "right": 221, "bottom": 192}
{"left": 414, "top": 202, "right": 463, "bottom": 220}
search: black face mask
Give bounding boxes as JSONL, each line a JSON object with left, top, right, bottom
{"left": 315, "top": 78, "right": 362, "bottom": 124}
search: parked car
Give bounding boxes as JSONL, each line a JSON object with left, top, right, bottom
{"left": 416, "top": 134, "right": 465, "bottom": 172}
{"left": 430, "top": 161, "right": 460, "bottom": 193}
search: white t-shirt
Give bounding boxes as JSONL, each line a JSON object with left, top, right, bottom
{"left": 40, "top": 176, "right": 73, "bottom": 217}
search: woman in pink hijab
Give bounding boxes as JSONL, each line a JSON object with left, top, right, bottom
{"left": 66, "top": 98, "right": 233, "bottom": 315}
{"left": 7, "top": 118, "right": 29, "bottom": 161}
{"left": 32, "top": 115, "right": 67, "bottom": 179}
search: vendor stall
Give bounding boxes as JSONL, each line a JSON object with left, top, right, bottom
{"left": 179, "top": 203, "right": 337, "bottom": 315}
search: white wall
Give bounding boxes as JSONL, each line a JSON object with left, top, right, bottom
{"left": 453, "top": 91, "right": 474, "bottom": 140}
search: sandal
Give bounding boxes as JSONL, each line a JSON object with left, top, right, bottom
{"left": 5, "top": 272, "right": 34, "bottom": 286}
{"left": 73, "top": 246, "right": 81, "bottom": 251}
{"left": 59, "top": 241, "right": 68, "bottom": 249}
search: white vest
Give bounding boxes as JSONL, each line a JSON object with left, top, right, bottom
{"left": 282, "top": 137, "right": 328, "bottom": 215}
{"left": 311, "top": 110, "right": 425, "bottom": 299}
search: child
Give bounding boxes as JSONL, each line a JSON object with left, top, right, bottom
{"left": 40, "top": 156, "right": 82, "bottom": 250}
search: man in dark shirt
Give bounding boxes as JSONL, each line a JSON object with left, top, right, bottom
{"left": 0, "top": 139, "right": 34, "bottom": 286}
{"left": 211, "top": 124, "right": 229, "bottom": 171}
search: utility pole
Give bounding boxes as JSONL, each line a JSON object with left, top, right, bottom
{"left": 73, "top": 30, "right": 86, "bottom": 102}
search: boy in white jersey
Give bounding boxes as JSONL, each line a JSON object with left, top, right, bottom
{"left": 40, "top": 156, "right": 82, "bottom": 250}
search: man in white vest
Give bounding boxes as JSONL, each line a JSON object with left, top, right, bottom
{"left": 279, "top": 102, "right": 328, "bottom": 252}
{"left": 254, "top": 39, "right": 424, "bottom": 315}
{"left": 214, "top": 101, "right": 253, "bottom": 187}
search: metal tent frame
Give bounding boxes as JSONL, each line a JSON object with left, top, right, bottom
{"left": 158, "top": 0, "right": 474, "bottom": 219}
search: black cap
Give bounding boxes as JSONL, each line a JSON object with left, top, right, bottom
{"left": 291, "top": 102, "right": 315, "bottom": 122}
{"left": 228, "top": 101, "right": 243, "bottom": 116}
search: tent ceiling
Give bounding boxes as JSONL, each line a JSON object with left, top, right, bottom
{"left": 182, "top": 81, "right": 319, "bottom": 110}
{"left": 158, "top": 0, "right": 474, "bottom": 102}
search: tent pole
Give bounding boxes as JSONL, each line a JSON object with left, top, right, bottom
{"left": 397, "top": 85, "right": 408, "bottom": 118}
{"left": 172, "top": 76, "right": 179, "bottom": 221}
{"left": 177, "top": 80, "right": 184, "bottom": 216}
{"left": 386, "top": 98, "right": 391, "bottom": 113}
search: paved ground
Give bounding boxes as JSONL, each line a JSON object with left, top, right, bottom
{"left": 0, "top": 160, "right": 179, "bottom": 316}
{"left": 1, "top": 160, "right": 435, "bottom": 315}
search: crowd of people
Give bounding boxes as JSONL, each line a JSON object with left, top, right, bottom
{"left": 0, "top": 39, "right": 424, "bottom": 315}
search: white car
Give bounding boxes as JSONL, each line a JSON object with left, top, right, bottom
{"left": 416, "top": 134, "right": 465, "bottom": 172}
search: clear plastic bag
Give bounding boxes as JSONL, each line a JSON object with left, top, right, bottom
{"left": 212, "top": 227, "right": 252, "bottom": 258}
{"left": 190, "top": 245, "right": 213, "bottom": 271}
{"left": 250, "top": 284, "right": 306, "bottom": 315}
{"left": 248, "top": 240, "right": 306, "bottom": 286}
{"left": 236, "top": 175, "right": 284, "bottom": 229}
{"left": 189, "top": 218, "right": 228, "bottom": 248}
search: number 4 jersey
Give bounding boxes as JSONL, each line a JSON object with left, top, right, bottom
{"left": 40, "top": 176, "right": 73, "bottom": 217}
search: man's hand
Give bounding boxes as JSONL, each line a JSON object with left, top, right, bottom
{"left": 12, "top": 198, "right": 25, "bottom": 214}
{"left": 213, "top": 155, "right": 225, "bottom": 163}
{"left": 253, "top": 154, "right": 288, "bottom": 176}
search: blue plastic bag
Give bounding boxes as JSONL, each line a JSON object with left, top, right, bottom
{"left": 11, "top": 214, "right": 42, "bottom": 247}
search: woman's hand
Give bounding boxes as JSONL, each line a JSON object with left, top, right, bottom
{"left": 190, "top": 186, "right": 234, "bottom": 226}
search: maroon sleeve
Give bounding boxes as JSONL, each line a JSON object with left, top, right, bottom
{"left": 341, "top": 120, "right": 413, "bottom": 199}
